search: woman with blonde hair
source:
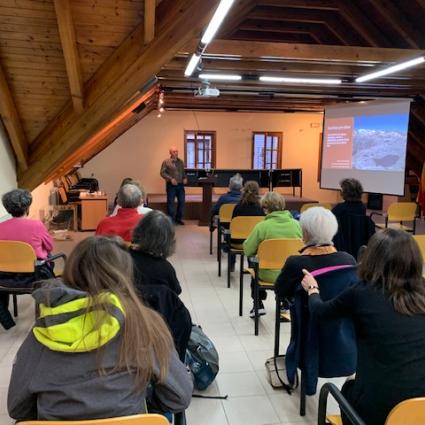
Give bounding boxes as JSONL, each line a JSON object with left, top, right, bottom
{"left": 8, "top": 236, "right": 192, "bottom": 421}
{"left": 243, "top": 191, "right": 302, "bottom": 316}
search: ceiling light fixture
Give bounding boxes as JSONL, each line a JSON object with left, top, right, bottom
{"left": 184, "top": 54, "right": 201, "bottom": 77}
{"left": 260, "top": 76, "right": 342, "bottom": 85}
{"left": 201, "top": 0, "right": 235, "bottom": 46}
{"left": 199, "top": 73, "right": 242, "bottom": 81}
{"left": 355, "top": 56, "right": 425, "bottom": 83}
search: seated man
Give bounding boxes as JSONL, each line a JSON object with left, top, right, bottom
{"left": 211, "top": 173, "right": 243, "bottom": 217}
{"left": 96, "top": 184, "right": 143, "bottom": 241}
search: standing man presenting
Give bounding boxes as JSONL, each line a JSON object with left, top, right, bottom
{"left": 160, "top": 145, "right": 187, "bottom": 225}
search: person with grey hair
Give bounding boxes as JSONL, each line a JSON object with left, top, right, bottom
{"left": 211, "top": 173, "right": 243, "bottom": 216}
{"left": 0, "top": 189, "right": 54, "bottom": 330}
{"left": 110, "top": 178, "right": 152, "bottom": 217}
{"left": 95, "top": 184, "right": 143, "bottom": 242}
{"left": 243, "top": 191, "right": 302, "bottom": 316}
{"left": 130, "top": 210, "right": 181, "bottom": 295}
{"left": 274, "top": 206, "right": 356, "bottom": 301}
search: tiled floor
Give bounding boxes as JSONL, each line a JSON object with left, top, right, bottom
{"left": 0, "top": 223, "right": 348, "bottom": 425}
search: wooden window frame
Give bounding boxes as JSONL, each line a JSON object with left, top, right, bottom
{"left": 184, "top": 130, "right": 217, "bottom": 169}
{"left": 251, "top": 131, "right": 282, "bottom": 170}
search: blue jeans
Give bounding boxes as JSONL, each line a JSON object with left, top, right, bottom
{"left": 166, "top": 182, "right": 185, "bottom": 221}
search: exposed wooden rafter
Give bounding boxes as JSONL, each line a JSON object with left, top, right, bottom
{"left": 144, "top": 0, "right": 156, "bottom": 44}
{"left": 183, "top": 39, "right": 425, "bottom": 63}
{"left": 336, "top": 1, "right": 391, "bottom": 47}
{"left": 368, "top": 0, "right": 421, "bottom": 49}
{"left": 54, "top": 0, "right": 84, "bottom": 114}
{"left": 18, "top": 0, "right": 218, "bottom": 190}
{"left": 0, "top": 61, "right": 28, "bottom": 171}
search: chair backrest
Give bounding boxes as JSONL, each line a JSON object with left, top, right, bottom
{"left": 300, "top": 202, "right": 332, "bottom": 213}
{"left": 60, "top": 176, "right": 70, "bottom": 191}
{"left": 285, "top": 266, "right": 358, "bottom": 394}
{"left": 413, "top": 235, "right": 425, "bottom": 260}
{"left": 0, "top": 241, "right": 36, "bottom": 273}
{"left": 385, "top": 397, "right": 425, "bottom": 425}
{"left": 17, "top": 413, "right": 170, "bottom": 425}
{"left": 257, "top": 238, "right": 303, "bottom": 269}
{"left": 58, "top": 187, "right": 68, "bottom": 204}
{"left": 387, "top": 202, "right": 417, "bottom": 221}
{"left": 333, "top": 214, "right": 375, "bottom": 257}
{"left": 230, "top": 215, "right": 264, "bottom": 240}
{"left": 219, "top": 203, "right": 236, "bottom": 223}
{"left": 68, "top": 173, "right": 79, "bottom": 186}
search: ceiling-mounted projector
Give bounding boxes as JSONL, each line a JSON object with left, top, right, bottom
{"left": 194, "top": 86, "right": 220, "bottom": 97}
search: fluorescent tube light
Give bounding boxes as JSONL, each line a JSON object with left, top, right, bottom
{"left": 260, "top": 76, "right": 342, "bottom": 84}
{"left": 184, "top": 54, "right": 201, "bottom": 77}
{"left": 355, "top": 56, "right": 425, "bottom": 83}
{"left": 199, "top": 73, "right": 242, "bottom": 81}
{"left": 201, "top": 0, "right": 235, "bottom": 45}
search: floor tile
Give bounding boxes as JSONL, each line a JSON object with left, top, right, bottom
{"left": 223, "top": 395, "right": 280, "bottom": 425}
{"left": 216, "top": 371, "right": 266, "bottom": 397}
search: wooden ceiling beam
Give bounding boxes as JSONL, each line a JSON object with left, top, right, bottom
{"left": 367, "top": 0, "right": 422, "bottom": 49}
{"left": 144, "top": 0, "right": 156, "bottom": 44}
{"left": 0, "top": 61, "right": 28, "bottom": 171}
{"left": 218, "top": 0, "right": 256, "bottom": 38}
{"left": 335, "top": 1, "right": 391, "bottom": 47}
{"left": 257, "top": 0, "right": 338, "bottom": 9}
{"left": 18, "top": 0, "right": 218, "bottom": 190}
{"left": 183, "top": 39, "right": 425, "bottom": 64}
{"left": 54, "top": 0, "right": 84, "bottom": 114}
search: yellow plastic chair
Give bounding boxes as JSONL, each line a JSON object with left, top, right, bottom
{"left": 227, "top": 215, "right": 264, "bottom": 291}
{"left": 385, "top": 397, "right": 425, "bottom": 424}
{"left": 300, "top": 202, "right": 332, "bottom": 213}
{"left": 216, "top": 203, "right": 236, "bottom": 274}
{"left": 17, "top": 413, "right": 169, "bottom": 425}
{"left": 246, "top": 238, "right": 303, "bottom": 336}
{"left": 371, "top": 202, "right": 418, "bottom": 234}
{"left": 326, "top": 397, "right": 425, "bottom": 425}
{"left": 0, "top": 241, "right": 66, "bottom": 317}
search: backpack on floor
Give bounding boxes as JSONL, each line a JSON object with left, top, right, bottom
{"left": 185, "top": 324, "right": 219, "bottom": 390}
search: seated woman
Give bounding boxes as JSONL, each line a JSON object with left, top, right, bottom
{"left": 332, "top": 178, "right": 366, "bottom": 219}
{"left": 243, "top": 191, "right": 302, "bottom": 316}
{"left": 111, "top": 178, "right": 152, "bottom": 216}
{"left": 131, "top": 210, "right": 181, "bottom": 295}
{"left": 301, "top": 228, "right": 425, "bottom": 425}
{"left": 274, "top": 206, "right": 356, "bottom": 301}
{"left": 0, "top": 189, "right": 54, "bottom": 330}
{"left": 232, "top": 180, "right": 264, "bottom": 218}
{"left": 8, "top": 236, "right": 193, "bottom": 421}
{"left": 131, "top": 211, "right": 192, "bottom": 359}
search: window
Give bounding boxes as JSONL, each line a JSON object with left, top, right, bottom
{"left": 252, "top": 132, "right": 282, "bottom": 169}
{"left": 184, "top": 131, "right": 216, "bottom": 169}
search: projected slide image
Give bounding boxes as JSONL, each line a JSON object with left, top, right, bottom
{"left": 352, "top": 114, "right": 408, "bottom": 172}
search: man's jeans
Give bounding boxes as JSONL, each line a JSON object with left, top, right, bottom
{"left": 166, "top": 182, "right": 185, "bottom": 221}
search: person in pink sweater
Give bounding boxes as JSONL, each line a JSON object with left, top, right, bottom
{"left": 0, "top": 189, "right": 54, "bottom": 330}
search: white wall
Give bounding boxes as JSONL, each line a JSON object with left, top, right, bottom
{"left": 0, "top": 122, "right": 17, "bottom": 220}
{"left": 83, "top": 110, "right": 340, "bottom": 204}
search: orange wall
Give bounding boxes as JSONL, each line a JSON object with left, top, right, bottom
{"left": 83, "top": 110, "right": 341, "bottom": 204}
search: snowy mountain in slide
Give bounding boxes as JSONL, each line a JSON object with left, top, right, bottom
{"left": 352, "top": 129, "right": 406, "bottom": 171}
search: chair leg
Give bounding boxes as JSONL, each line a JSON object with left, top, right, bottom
{"left": 217, "top": 227, "right": 222, "bottom": 277}
{"left": 13, "top": 294, "right": 18, "bottom": 317}
{"left": 300, "top": 371, "right": 306, "bottom": 416}
{"left": 274, "top": 296, "right": 281, "bottom": 357}
{"left": 227, "top": 251, "right": 231, "bottom": 288}
{"left": 254, "top": 278, "right": 260, "bottom": 336}
{"left": 209, "top": 229, "right": 213, "bottom": 255}
{"left": 239, "top": 254, "right": 244, "bottom": 316}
